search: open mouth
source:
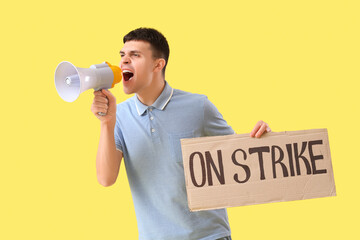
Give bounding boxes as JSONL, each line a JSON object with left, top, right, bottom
{"left": 123, "top": 70, "right": 134, "bottom": 81}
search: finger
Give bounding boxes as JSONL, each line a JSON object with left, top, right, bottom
{"left": 94, "top": 90, "right": 106, "bottom": 97}
{"left": 93, "top": 105, "right": 109, "bottom": 111}
{"left": 92, "top": 102, "right": 109, "bottom": 111}
{"left": 250, "top": 120, "right": 264, "bottom": 137}
{"left": 93, "top": 96, "right": 109, "bottom": 104}
{"left": 93, "top": 107, "right": 108, "bottom": 115}
{"left": 255, "top": 123, "right": 267, "bottom": 138}
{"left": 91, "top": 102, "right": 108, "bottom": 111}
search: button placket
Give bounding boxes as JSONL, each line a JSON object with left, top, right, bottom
{"left": 148, "top": 107, "right": 155, "bottom": 134}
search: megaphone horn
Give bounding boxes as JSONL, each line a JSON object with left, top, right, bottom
{"left": 54, "top": 61, "right": 122, "bottom": 103}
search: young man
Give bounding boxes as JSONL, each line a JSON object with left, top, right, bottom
{"left": 91, "top": 28, "right": 271, "bottom": 240}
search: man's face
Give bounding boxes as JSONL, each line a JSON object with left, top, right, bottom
{"left": 119, "top": 40, "right": 157, "bottom": 95}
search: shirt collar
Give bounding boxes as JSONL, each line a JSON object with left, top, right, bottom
{"left": 135, "top": 81, "right": 174, "bottom": 116}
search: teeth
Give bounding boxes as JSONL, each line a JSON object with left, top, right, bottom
{"left": 123, "top": 70, "right": 133, "bottom": 73}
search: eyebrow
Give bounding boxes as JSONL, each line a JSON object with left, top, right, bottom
{"left": 119, "top": 50, "right": 142, "bottom": 55}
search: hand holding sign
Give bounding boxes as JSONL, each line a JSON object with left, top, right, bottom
{"left": 250, "top": 120, "right": 272, "bottom": 138}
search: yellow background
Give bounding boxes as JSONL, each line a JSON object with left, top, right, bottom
{"left": 1, "top": 0, "right": 359, "bottom": 239}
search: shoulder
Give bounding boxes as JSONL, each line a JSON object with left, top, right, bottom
{"left": 172, "top": 88, "right": 208, "bottom": 103}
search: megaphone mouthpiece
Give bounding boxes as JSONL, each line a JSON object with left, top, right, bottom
{"left": 65, "top": 75, "right": 80, "bottom": 87}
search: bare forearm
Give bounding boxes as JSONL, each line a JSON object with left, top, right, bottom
{"left": 96, "top": 122, "right": 122, "bottom": 186}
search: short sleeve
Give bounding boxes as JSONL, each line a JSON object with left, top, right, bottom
{"left": 114, "top": 117, "right": 124, "bottom": 152}
{"left": 203, "top": 97, "right": 235, "bottom": 136}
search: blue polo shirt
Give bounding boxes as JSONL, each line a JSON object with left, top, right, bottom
{"left": 114, "top": 81, "right": 234, "bottom": 240}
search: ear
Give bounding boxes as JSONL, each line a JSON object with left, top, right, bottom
{"left": 153, "top": 58, "right": 166, "bottom": 73}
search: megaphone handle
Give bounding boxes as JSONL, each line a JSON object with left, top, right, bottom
{"left": 94, "top": 87, "right": 109, "bottom": 116}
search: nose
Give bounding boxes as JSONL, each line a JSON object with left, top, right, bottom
{"left": 120, "top": 54, "right": 131, "bottom": 66}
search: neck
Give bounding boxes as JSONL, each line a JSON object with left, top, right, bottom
{"left": 137, "top": 77, "right": 165, "bottom": 106}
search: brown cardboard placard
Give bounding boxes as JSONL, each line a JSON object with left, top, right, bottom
{"left": 180, "top": 129, "right": 336, "bottom": 211}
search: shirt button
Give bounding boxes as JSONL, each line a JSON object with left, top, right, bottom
{"left": 149, "top": 108, "right": 153, "bottom": 112}
{"left": 151, "top": 128, "right": 155, "bottom": 133}
{"left": 150, "top": 116, "right": 154, "bottom": 120}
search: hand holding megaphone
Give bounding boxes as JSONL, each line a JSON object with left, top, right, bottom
{"left": 55, "top": 61, "right": 122, "bottom": 116}
{"left": 91, "top": 89, "right": 117, "bottom": 123}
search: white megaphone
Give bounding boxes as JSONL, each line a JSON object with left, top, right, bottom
{"left": 54, "top": 61, "right": 122, "bottom": 102}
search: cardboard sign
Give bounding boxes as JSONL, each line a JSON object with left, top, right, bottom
{"left": 180, "top": 129, "right": 336, "bottom": 212}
